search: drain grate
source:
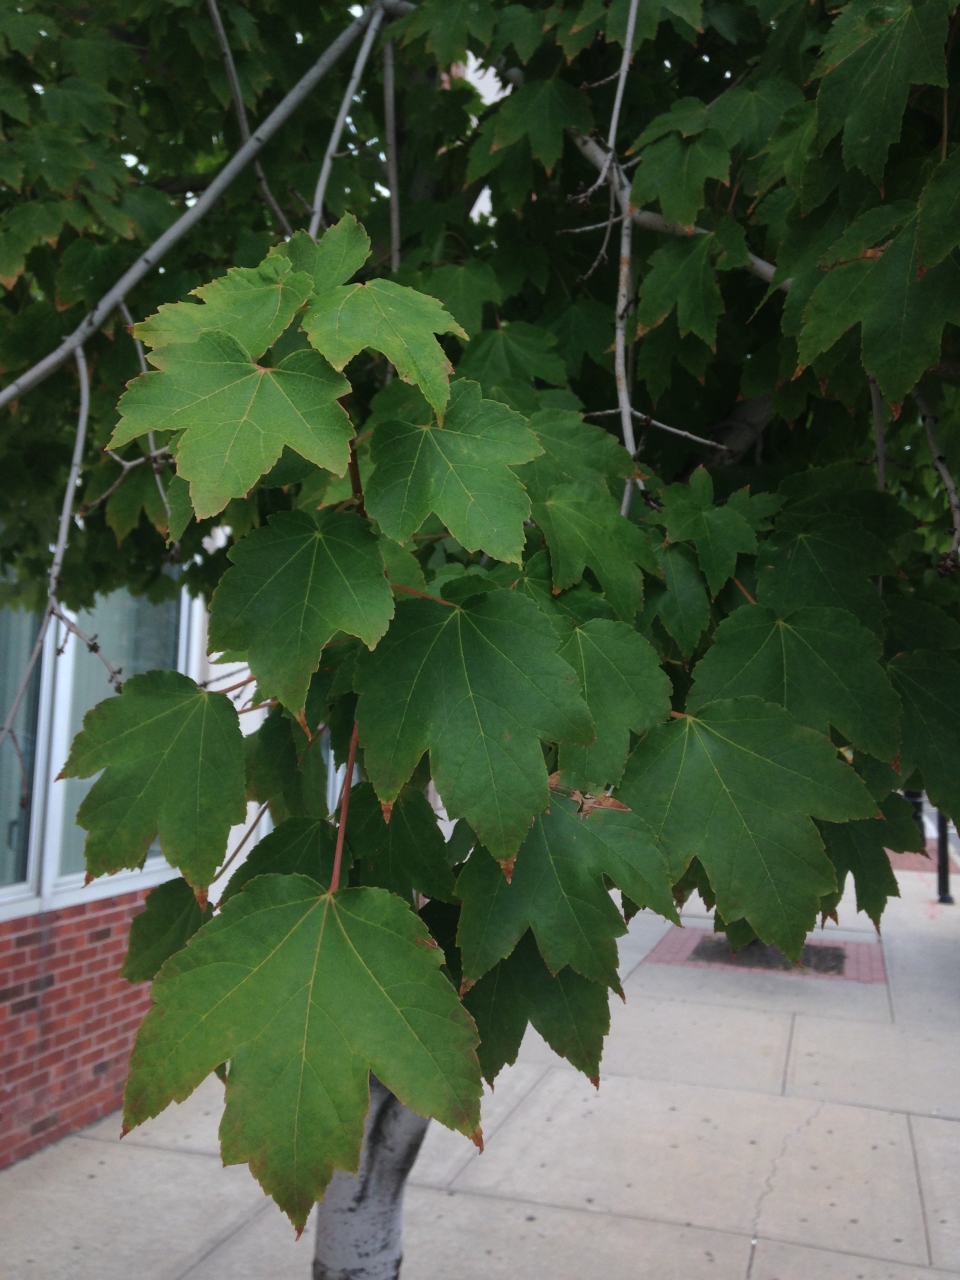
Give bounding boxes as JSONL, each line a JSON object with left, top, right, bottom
{"left": 689, "top": 934, "right": 847, "bottom": 975}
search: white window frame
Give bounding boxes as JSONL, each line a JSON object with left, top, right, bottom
{"left": 0, "top": 589, "right": 209, "bottom": 924}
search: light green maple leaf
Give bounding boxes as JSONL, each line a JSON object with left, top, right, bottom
{"left": 660, "top": 465, "right": 757, "bottom": 595}
{"left": 271, "top": 217, "right": 371, "bottom": 294}
{"left": 456, "top": 795, "right": 677, "bottom": 988}
{"left": 637, "top": 236, "right": 723, "bottom": 347}
{"left": 889, "top": 650, "right": 960, "bottom": 821}
{"left": 688, "top": 605, "right": 901, "bottom": 760}
{"left": 617, "top": 698, "right": 877, "bottom": 956}
{"left": 491, "top": 79, "right": 593, "bottom": 173}
{"left": 303, "top": 278, "right": 466, "bottom": 419}
{"left": 348, "top": 782, "right": 456, "bottom": 903}
{"left": 816, "top": 0, "right": 950, "bottom": 181}
{"left": 631, "top": 130, "right": 730, "bottom": 230}
{"left": 516, "top": 408, "right": 633, "bottom": 502}
{"left": 533, "top": 482, "right": 656, "bottom": 621}
{"left": 365, "top": 378, "right": 542, "bottom": 564}
{"left": 61, "top": 670, "right": 246, "bottom": 888}
{"left": 354, "top": 592, "right": 594, "bottom": 863}
{"left": 134, "top": 256, "right": 312, "bottom": 357}
{"left": 111, "top": 336, "right": 353, "bottom": 519}
{"left": 124, "top": 878, "right": 481, "bottom": 1226}
{"left": 464, "top": 929, "right": 609, "bottom": 1083}
{"left": 558, "top": 618, "right": 672, "bottom": 790}
{"left": 208, "top": 509, "right": 394, "bottom": 715}
{"left": 121, "top": 878, "right": 212, "bottom": 984}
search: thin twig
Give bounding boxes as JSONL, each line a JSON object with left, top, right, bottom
{"left": 217, "top": 800, "right": 270, "bottom": 882}
{"left": 206, "top": 0, "right": 293, "bottom": 237}
{"left": 557, "top": 213, "right": 627, "bottom": 235}
{"left": 576, "top": 0, "right": 641, "bottom": 200}
{"left": 614, "top": 213, "right": 641, "bottom": 516}
{"left": 330, "top": 721, "right": 359, "bottom": 893}
{"left": 119, "top": 300, "right": 174, "bottom": 527}
{"left": 915, "top": 391, "right": 960, "bottom": 563}
{"left": 585, "top": 407, "right": 732, "bottom": 451}
{"left": 0, "top": 347, "right": 92, "bottom": 753}
{"left": 239, "top": 699, "right": 279, "bottom": 714}
{"left": 7, "top": 728, "right": 30, "bottom": 811}
{"left": 869, "top": 377, "right": 886, "bottom": 492}
{"left": 383, "top": 38, "right": 401, "bottom": 273}
{"left": 309, "top": 6, "right": 386, "bottom": 239}
{"left": 0, "top": 4, "right": 412, "bottom": 410}
{"left": 216, "top": 674, "right": 257, "bottom": 696}
{"left": 578, "top": 179, "right": 618, "bottom": 283}
{"left": 51, "top": 605, "right": 124, "bottom": 692}
{"left": 570, "top": 131, "right": 784, "bottom": 291}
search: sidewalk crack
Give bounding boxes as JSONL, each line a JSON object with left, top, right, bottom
{"left": 745, "top": 1100, "right": 824, "bottom": 1279}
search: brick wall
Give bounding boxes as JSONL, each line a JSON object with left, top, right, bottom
{"left": 0, "top": 889, "right": 153, "bottom": 1169}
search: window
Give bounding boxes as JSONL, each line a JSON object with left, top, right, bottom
{"left": 0, "top": 585, "right": 206, "bottom": 921}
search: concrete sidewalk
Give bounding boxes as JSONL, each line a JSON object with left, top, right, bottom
{"left": 2, "top": 867, "right": 958, "bottom": 1280}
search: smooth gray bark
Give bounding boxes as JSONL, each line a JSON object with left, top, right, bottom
{"left": 313, "top": 1077, "right": 430, "bottom": 1280}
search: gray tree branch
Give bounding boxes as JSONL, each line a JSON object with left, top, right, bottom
{"left": 0, "top": 3, "right": 413, "bottom": 411}
{"left": 383, "top": 39, "right": 402, "bottom": 273}
{"left": 915, "top": 391, "right": 960, "bottom": 563}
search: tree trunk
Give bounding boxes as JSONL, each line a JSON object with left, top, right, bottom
{"left": 313, "top": 1076, "right": 430, "bottom": 1280}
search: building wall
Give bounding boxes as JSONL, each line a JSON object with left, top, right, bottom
{"left": 0, "top": 889, "right": 151, "bottom": 1169}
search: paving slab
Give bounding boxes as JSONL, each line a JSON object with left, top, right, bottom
{"left": 910, "top": 1115, "right": 960, "bottom": 1271}
{"left": 750, "top": 1237, "right": 960, "bottom": 1280}
{"left": 401, "top": 1187, "right": 752, "bottom": 1279}
{"left": 787, "top": 1017, "right": 960, "bottom": 1118}
{"left": 80, "top": 1073, "right": 225, "bottom": 1156}
{"left": 177, "top": 1206, "right": 312, "bottom": 1280}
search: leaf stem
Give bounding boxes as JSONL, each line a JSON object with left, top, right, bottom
{"left": 348, "top": 441, "right": 367, "bottom": 516}
{"left": 217, "top": 800, "right": 270, "bottom": 881}
{"left": 391, "top": 583, "right": 456, "bottom": 607}
{"left": 330, "top": 721, "right": 359, "bottom": 893}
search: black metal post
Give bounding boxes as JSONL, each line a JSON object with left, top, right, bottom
{"left": 938, "top": 811, "right": 954, "bottom": 904}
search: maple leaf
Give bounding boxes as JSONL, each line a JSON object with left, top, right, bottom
{"left": 558, "top": 618, "right": 672, "bottom": 790}
{"left": 347, "top": 782, "right": 456, "bottom": 903}
{"left": 636, "top": 237, "right": 723, "bottom": 347}
{"left": 917, "top": 150, "right": 960, "bottom": 269}
{"left": 464, "top": 929, "right": 609, "bottom": 1083}
{"left": 630, "top": 129, "right": 730, "bottom": 230}
{"left": 491, "top": 79, "right": 593, "bottom": 172}
{"left": 271, "top": 216, "right": 372, "bottom": 293}
{"left": 221, "top": 817, "right": 338, "bottom": 904}
{"left": 517, "top": 408, "right": 633, "bottom": 502}
{"left": 111, "top": 337, "right": 354, "bottom": 519}
{"left": 419, "top": 260, "right": 503, "bottom": 338}
{"left": 889, "top": 650, "right": 960, "bottom": 821}
{"left": 354, "top": 592, "right": 594, "bottom": 863}
{"left": 364, "top": 378, "right": 542, "bottom": 564}
{"left": 303, "top": 278, "right": 466, "bottom": 420}
{"left": 653, "top": 542, "right": 711, "bottom": 657}
{"left": 688, "top": 604, "right": 901, "bottom": 761}
{"left": 659, "top": 466, "right": 757, "bottom": 595}
{"left": 61, "top": 670, "right": 246, "bottom": 888}
{"left": 208, "top": 509, "right": 394, "bottom": 715}
{"left": 617, "top": 698, "right": 877, "bottom": 956}
{"left": 456, "top": 796, "right": 678, "bottom": 988}
{"left": 533, "top": 482, "right": 658, "bottom": 622}
{"left": 457, "top": 321, "right": 569, "bottom": 396}
{"left": 815, "top": 0, "right": 950, "bottom": 181}
{"left": 121, "top": 877, "right": 212, "bottom": 984}
{"left": 817, "top": 792, "right": 922, "bottom": 927}
{"left": 124, "top": 878, "right": 482, "bottom": 1227}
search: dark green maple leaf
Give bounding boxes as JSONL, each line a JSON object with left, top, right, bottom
{"left": 631, "top": 129, "right": 730, "bottom": 230}
{"left": 889, "top": 650, "right": 960, "bottom": 820}
{"left": 660, "top": 466, "right": 757, "bottom": 596}
{"left": 348, "top": 782, "right": 456, "bottom": 903}
{"left": 516, "top": 408, "right": 632, "bottom": 502}
{"left": 401, "top": 0, "right": 496, "bottom": 66}
{"left": 111, "top": 337, "right": 353, "bottom": 519}
{"left": 122, "top": 877, "right": 212, "bottom": 984}
{"left": 456, "top": 797, "right": 677, "bottom": 988}
{"left": 754, "top": 516, "right": 890, "bottom": 633}
{"left": 354, "top": 592, "right": 593, "bottom": 863}
{"left": 533, "top": 482, "right": 656, "bottom": 622}
{"left": 221, "top": 818, "right": 338, "bottom": 904}
{"left": 419, "top": 260, "right": 503, "bottom": 338}
{"left": 687, "top": 605, "right": 901, "bottom": 761}
{"left": 558, "top": 618, "right": 672, "bottom": 790}
{"left": 491, "top": 79, "right": 593, "bottom": 173}
{"left": 617, "top": 698, "right": 877, "bottom": 956}
{"left": 61, "top": 671, "right": 246, "bottom": 889}
{"left": 208, "top": 510, "right": 394, "bottom": 715}
{"left": 457, "top": 321, "right": 568, "bottom": 395}
{"left": 464, "top": 929, "right": 609, "bottom": 1083}
{"left": 817, "top": 792, "right": 922, "bottom": 927}
{"left": 303, "top": 278, "right": 466, "bottom": 419}
{"left": 917, "top": 150, "right": 960, "bottom": 269}
{"left": 637, "top": 236, "right": 723, "bottom": 347}
{"left": 124, "top": 878, "right": 481, "bottom": 1227}
{"left": 365, "top": 378, "right": 542, "bottom": 564}
{"left": 816, "top": 0, "right": 950, "bottom": 181}
{"left": 653, "top": 542, "right": 711, "bottom": 657}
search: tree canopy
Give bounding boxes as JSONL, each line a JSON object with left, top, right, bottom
{"left": 2, "top": 0, "right": 959, "bottom": 1231}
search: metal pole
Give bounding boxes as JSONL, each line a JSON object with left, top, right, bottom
{"left": 938, "top": 810, "right": 954, "bottom": 904}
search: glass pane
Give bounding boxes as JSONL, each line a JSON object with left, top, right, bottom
{"left": 59, "top": 590, "right": 181, "bottom": 877}
{"left": 0, "top": 608, "right": 42, "bottom": 887}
